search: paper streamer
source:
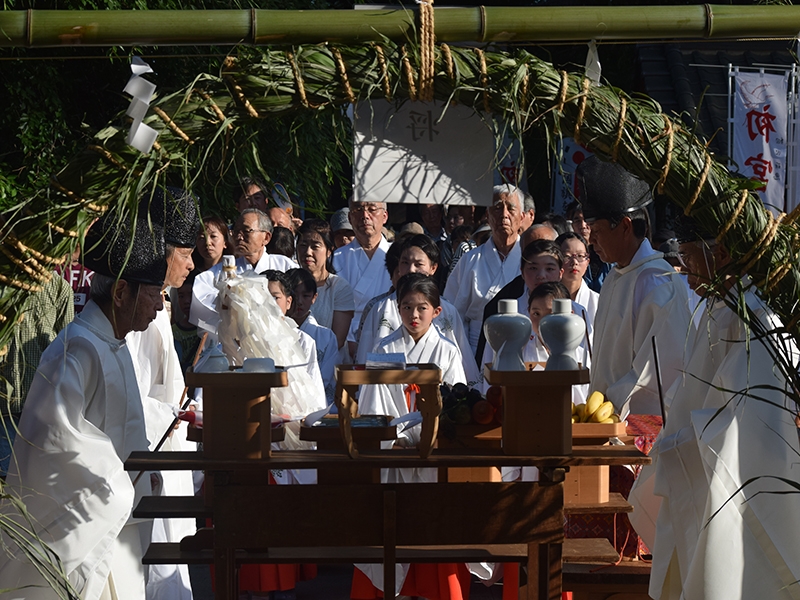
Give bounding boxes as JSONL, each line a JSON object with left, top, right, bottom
{"left": 128, "top": 121, "right": 159, "bottom": 154}
{"left": 124, "top": 57, "right": 158, "bottom": 153}
{"left": 585, "top": 40, "right": 602, "bottom": 86}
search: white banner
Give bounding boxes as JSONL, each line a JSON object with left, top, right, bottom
{"left": 353, "top": 101, "right": 496, "bottom": 206}
{"left": 733, "top": 71, "right": 788, "bottom": 213}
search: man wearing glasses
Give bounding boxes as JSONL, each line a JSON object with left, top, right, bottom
{"left": 576, "top": 156, "right": 691, "bottom": 417}
{"left": 332, "top": 200, "right": 392, "bottom": 357}
{"left": 191, "top": 208, "right": 298, "bottom": 334}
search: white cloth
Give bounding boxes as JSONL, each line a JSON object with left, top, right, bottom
{"left": 640, "top": 291, "right": 800, "bottom": 600}
{"left": 590, "top": 240, "right": 692, "bottom": 416}
{"left": 310, "top": 273, "right": 355, "bottom": 330}
{"left": 332, "top": 237, "right": 392, "bottom": 340}
{"left": 0, "top": 301, "right": 151, "bottom": 600}
{"left": 190, "top": 252, "right": 298, "bottom": 333}
{"left": 356, "top": 325, "right": 466, "bottom": 595}
{"left": 299, "top": 314, "right": 337, "bottom": 406}
{"left": 126, "top": 309, "right": 195, "bottom": 600}
{"left": 355, "top": 292, "right": 481, "bottom": 386}
{"left": 443, "top": 238, "right": 522, "bottom": 353}
{"left": 271, "top": 324, "right": 325, "bottom": 486}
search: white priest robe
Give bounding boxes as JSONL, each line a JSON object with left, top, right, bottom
{"left": 126, "top": 308, "right": 195, "bottom": 600}
{"left": 355, "top": 292, "right": 481, "bottom": 386}
{"left": 190, "top": 251, "right": 298, "bottom": 334}
{"left": 642, "top": 292, "right": 800, "bottom": 600}
{"left": 0, "top": 301, "right": 151, "bottom": 600}
{"left": 590, "top": 240, "right": 692, "bottom": 416}
{"left": 356, "top": 325, "right": 467, "bottom": 596}
{"left": 331, "top": 236, "right": 392, "bottom": 341}
{"left": 443, "top": 237, "right": 522, "bottom": 353}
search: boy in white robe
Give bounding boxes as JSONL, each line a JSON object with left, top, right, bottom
{"left": 286, "top": 268, "right": 338, "bottom": 406}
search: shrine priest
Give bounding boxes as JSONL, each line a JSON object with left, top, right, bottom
{"left": 191, "top": 207, "right": 297, "bottom": 334}
{"left": 331, "top": 199, "right": 392, "bottom": 358}
{"left": 444, "top": 184, "right": 525, "bottom": 354}
{"left": 0, "top": 213, "right": 168, "bottom": 600}
{"left": 577, "top": 157, "right": 691, "bottom": 416}
{"left": 633, "top": 217, "right": 800, "bottom": 600}
{"left": 127, "top": 187, "right": 200, "bottom": 600}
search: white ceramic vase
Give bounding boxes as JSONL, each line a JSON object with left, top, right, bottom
{"left": 539, "top": 299, "right": 584, "bottom": 371}
{"left": 484, "top": 299, "right": 532, "bottom": 371}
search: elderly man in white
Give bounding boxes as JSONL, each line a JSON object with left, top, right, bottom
{"left": 191, "top": 208, "right": 297, "bottom": 334}
{"left": 444, "top": 184, "right": 524, "bottom": 353}
{"left": 331, "top": 199, "right": 392, "bottom": 358}
{"left": 0, "top": 215, "right": 167, "bottom": 600}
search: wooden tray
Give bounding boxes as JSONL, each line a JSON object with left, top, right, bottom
{"left": 572, "top": 422, "right": 627, "bottom": 446}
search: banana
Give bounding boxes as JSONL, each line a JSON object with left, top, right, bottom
{"left": 600, "top": 417, "right": 615, "bottom": 424}
{"left": 585, "top": 391, "right": 604, "bottom": 419}
{"left": 571, "top": 401, "right": 576, "bottom": 415}
{"left": 590, "top": 401, "right": 614, "bottom": 423}
{"left": 571, "top": 416, "right": 577, "bottom": 423}
{"left": 574, "top": 404, "right": 586, "bottom": 422}
{"left": 610, "top": 414, "right": 621, "bottom": 423}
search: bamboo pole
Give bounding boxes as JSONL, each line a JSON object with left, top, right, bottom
{"left": 3, "top": 5, "right": 800, "bottom": 48}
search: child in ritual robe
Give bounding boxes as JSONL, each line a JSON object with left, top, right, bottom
{"left": 285, "top": 268, "right": 338, "bottom": 406}
{"left": 353, "top": 272, "right": 472, "bottom": 600}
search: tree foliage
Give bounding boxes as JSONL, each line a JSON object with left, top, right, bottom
{"left": 0, "top": 0, "right": 352, "bottom": 218}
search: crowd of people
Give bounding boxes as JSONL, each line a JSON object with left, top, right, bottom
{"left": 1, "top": 155, "right": 799, "bottom": 600}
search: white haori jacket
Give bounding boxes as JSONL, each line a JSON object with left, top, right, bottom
{"left": 0, "top": 301, "right": 151, "bottom": 600}
{"left": 332, "top": 237, "right": 392, "bottom": 340}
{"left": 355, "top": 291, "right": 481, "bottom": 386}
{"left": 643, "top": 291, "right": 800, "bottom": 600}
{"left": 190, "top": 251, "right": 298, "bottom": 334}
{"left": 443, "top": 238, "right": 522, "bottom": 353}
{"left": 356, "top": 325, "right": 467, "bottom": 596}
{"left": 590, "top": 239, "right": 692, "bottom": 416}
{"left": 126, "top": 308, "right": 195, "bottom": 600}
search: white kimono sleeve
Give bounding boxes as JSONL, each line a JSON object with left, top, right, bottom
{"left": 605, "top": 282, "right": 692, "bottom": 417}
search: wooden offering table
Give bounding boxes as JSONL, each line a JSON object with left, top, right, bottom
{"left": 128, "top": 363, "right": 650, "bottom": 600}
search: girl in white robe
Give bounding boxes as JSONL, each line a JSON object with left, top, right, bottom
{"left": 357, "top": 234, "right": 480, "bottom": 386}
{"left": 354, "top": 273, "right": 471, "bottom": 600}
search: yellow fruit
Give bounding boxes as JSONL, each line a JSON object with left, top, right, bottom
{"left": 590, "top": 401, "right": 614, "bottom": 423}
{"left": 574, "top": 404, "right": 586, "bottom": 422}
{"left": 571, "top": 401, "right": 576, "bottom": 415}
{"left": 585, "top": 391, "right": 604, "bottom": 419}
{"left": 610, "top": 414, "right": 621, "bottom": 423}
{"left": 600, "top": 417, "right": 615, "bottom": 424}
{"left": 571, "top": 416, "right": 577, "bottom": 423}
